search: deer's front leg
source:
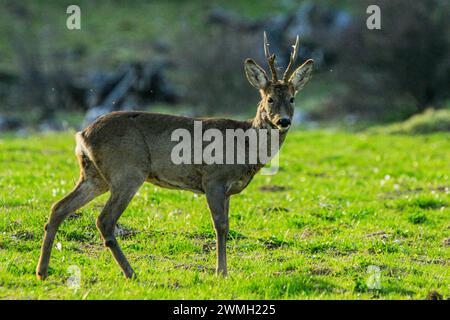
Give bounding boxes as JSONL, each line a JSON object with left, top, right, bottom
{"left": 205, "top": 185, "right": 229, "bottom": 277}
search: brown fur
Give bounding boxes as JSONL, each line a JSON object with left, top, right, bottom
{"left": 36, "top": 38, "right": 314, "bottom": 279}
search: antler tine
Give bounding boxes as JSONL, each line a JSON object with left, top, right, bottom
{"left": 283, "top": 35, "right": 300, "bottom": 82}
{"left": 263, "top": 31, "right": 278, "bottom": 82}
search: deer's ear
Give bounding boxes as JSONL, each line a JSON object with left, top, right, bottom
{"left": 289, "top": 59, "right": 314, "bottom": 92}
{"left": 244, "top": 59, "right": 269, "bottom": 89}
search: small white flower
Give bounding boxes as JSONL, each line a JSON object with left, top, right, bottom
{"left": 56, "top": 242, "right": 62, "bottom": 251}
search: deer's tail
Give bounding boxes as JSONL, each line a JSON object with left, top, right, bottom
{"left": 75, "top": 132, "right": 107, "bottom": 183}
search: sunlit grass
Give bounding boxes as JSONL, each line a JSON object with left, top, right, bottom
{"left": 0, "top": 129, "right": 449, "bottom": 299}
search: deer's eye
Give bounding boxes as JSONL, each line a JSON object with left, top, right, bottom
{"left": 290, "top": 97, "right": 295, "bottom": 104}
{"left": 268, "top": 97, "right": 274, "bottom": 104}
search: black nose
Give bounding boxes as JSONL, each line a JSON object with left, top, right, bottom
{"left": 277, "top": 118, "right": 291, "bottom": 128}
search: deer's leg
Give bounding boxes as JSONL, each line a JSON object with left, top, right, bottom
{"left": 96, "top": 178, "right": 143, "bottom": 279}
{"left": 36, "top": 176, "right": 107, "bottom": 280}
{"left": 205, "top": 186, "right": 230, "bottom": 277}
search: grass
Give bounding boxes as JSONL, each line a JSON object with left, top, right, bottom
{"left": 0, "top": 129, "right": 449, "bottom": 299}
{"left": 369, "top": 108, "right": 450, "bottom": 135}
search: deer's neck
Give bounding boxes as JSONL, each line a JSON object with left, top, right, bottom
{"left": 251, "top": 102, "right": 271, "bottom": 130}
{"left": 248, "top": 102, "right": 289, "bottom": 170}
{"left": 251, "top": 102, "right": 289, "bottom": 142}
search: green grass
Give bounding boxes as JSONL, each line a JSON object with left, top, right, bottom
{"left": 0, "top": 129, "right": 449, "bottom": 299}
{"left": 370, "top": 108, "right": 450, "bottom": 135}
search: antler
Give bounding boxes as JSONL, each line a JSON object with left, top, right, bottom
{"left": 282, "top": 35, "right": 300, "bottom": 82}
{"left": 263, "top": 31, "right": 278, "bottom": 82}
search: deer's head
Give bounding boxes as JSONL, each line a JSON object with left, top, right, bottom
{"left": 245, "top": 32, "right": 314, "bottom": 132}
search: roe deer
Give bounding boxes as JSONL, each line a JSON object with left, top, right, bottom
{"left": 36, "top": 33, "right": 314, "bottom": 279}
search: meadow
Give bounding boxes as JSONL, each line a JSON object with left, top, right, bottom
{"left": 0, "top": 129, "right": 449, "bottom": 299}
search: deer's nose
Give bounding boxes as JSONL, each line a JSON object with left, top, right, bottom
{"left": 277, "top": 118, "right": 291, "bottom": 128}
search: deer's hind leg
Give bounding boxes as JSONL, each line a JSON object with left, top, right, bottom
{"left": 96, "top": 173, "right": 145, "bottom": 279}
{"left": 36, "top": 156, "right": 108, "bottom": 280}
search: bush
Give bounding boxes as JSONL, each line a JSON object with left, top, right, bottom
{"left": 336, "top": 0, "right": 450, "bottom": 121}
{"left": 173, "top": 26, "right": 262, "bottom": 116}
{"left": 370, "top": 108, "right": 450, "bottom": 134}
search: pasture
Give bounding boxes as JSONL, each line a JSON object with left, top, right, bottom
{"left": 0, "top": 130, "right": 449, "bottom": 299}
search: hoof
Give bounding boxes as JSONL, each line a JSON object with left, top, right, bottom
{"left": 216, "top": 269, "right": 228, "bottom": 278}
{"left": 124, "top": 270, "right": 137, "bottom": 279}
{"left": 36, "top": 270, "right": 48, "bottom": 280}
{"left": 125, "top": 274, "right": 136, "bottom": 280}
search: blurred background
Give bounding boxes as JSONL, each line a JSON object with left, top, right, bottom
{"left": 0, "top": 0, "right": 449, "bottom": 133}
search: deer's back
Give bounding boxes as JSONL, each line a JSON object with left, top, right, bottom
{"left": 80, "top": 111, "right": 257, "bottom": 194}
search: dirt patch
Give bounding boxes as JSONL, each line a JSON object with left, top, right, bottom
{"left": 300, "top": 230, "right": 313, "bottom": 239}
{"left": 272, "top": 269, "right": 296, "bottom": 276}
{"left": 11, "top": 231, "right": 34, "bottom": 240}
{"left": 114, "top": 224, "right": 139, "bottom": 238}
{"left": 386, "top": 267, "right": 409, "bottom": 277}
{"left": 435, "top": 185, "right": 450, "bottom": 193}
{"left": 258, "top": 236, "right": 291, "bottom": 249}
{"left": 259, "top": 185, "right": 290, "bottom": 192}
{"left": 365, "top": 231, "right": 389, "bottom": 239}
{"left": 411, "top": 256, "right": 449, "bottom": 265}
{"left": 75, "top": 242, "right": 103, "bottom": 256}
{"left": 383, "top": 186, "right": 449, "bottom": 199}
{"left": 310, "top": 266, "right": 333, "bottom": 275}
{"left": 174, "top": 263, "right": 213, "bottom": 272}
{"left": 307, "top": 172, "right": 329, "bottom": 178}
{"left": 264, "top": 207, "right": 290, "bottom": 214}
{"left": 443, "top": 237, "right": 450, "bottom": 247}
{"left": 168, "top": 209, "right": 183, "bottom": 216}
{"left": 202, "top": 241, "right": 215, "bottom": 253}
